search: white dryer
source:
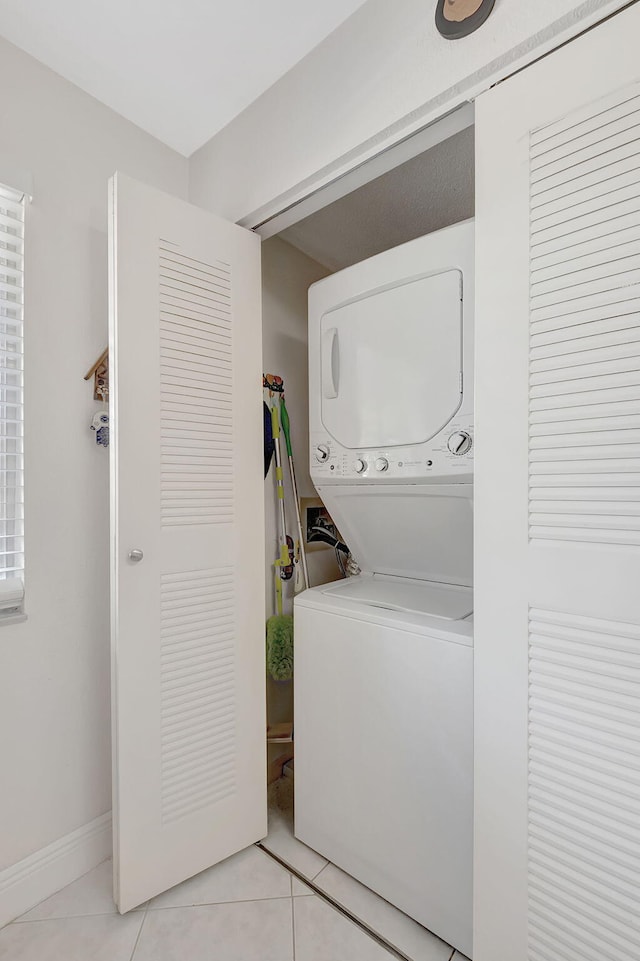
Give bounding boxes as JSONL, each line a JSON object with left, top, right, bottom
{"left": 294, "top": 220, "right": 474, "bottom": 958}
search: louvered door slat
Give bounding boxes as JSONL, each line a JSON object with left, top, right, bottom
{"left": 529, "top": 83, "right": 640, "bottom": 552}
{"left": 529, "top": 609, "right": 640, "bottom": 956}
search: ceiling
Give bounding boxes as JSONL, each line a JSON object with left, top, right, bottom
{"left": 0, "top": 0, "right": 368, "bottom": 157}
{"left": 280, "top": 127, "right": 475, "bottom": 272}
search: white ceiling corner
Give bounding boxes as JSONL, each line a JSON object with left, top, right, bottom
{"left": 0, "top": 0, "right": 369, "bottom": 156}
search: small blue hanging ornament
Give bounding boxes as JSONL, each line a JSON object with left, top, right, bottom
{"left": 91, "top": 411, "right": 109, "bottom": 447}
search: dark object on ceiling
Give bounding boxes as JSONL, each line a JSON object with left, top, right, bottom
{"left": 435, "top": 0, "right": 496, "bottom": 40}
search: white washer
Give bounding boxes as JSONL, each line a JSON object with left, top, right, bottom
{"left": 294, "top": 577, "right": 473, "bottom": 957}
{"left": 294, "top": 221, "right": 474, "bottom": 958}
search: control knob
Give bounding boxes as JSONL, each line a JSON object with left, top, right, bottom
{"left": 447, "top": 431, "right": 472, "bottom": 455}
{"left": 354, "top": 458, "right": 367, "bottom": 474}
{"left": 315, "top": 444, "right": 330, "bottom": 463}
{"left": 375, "top": 457, "right": 389, "bottom": 472}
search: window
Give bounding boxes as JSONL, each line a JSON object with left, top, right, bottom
{"left": 0, "top": 182, "right": 25, "bottom": 616}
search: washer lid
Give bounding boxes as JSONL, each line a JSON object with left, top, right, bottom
{"left": 321, "top": 574, "right": 473, "bottom": 621}
{"left": 320, "top": 269, "right": 463, "bottom": 450}
{"left": 317, "top": 484, "right": 473, "bottom": 587}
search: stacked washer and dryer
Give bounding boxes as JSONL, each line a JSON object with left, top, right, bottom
{"left": 294, "top": 220, "right": 474, "bottom": 958}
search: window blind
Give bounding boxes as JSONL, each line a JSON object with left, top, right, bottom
{"left": 0, "top": 183, "right": 25, "bottom": 614}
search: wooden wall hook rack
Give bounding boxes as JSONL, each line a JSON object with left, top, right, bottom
{"left": 84, "top": 347, "right": 109, "bottom": 401}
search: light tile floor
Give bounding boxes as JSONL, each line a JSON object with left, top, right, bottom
{"left": 1, "top": 848, "right": 411, "bottom": 961}
{"left": 0, "top": 845, "right": 470, "bottom": 961}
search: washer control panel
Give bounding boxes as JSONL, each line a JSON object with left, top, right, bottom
{"left": 310, "top": 422, "right": 473, "bottom": 483}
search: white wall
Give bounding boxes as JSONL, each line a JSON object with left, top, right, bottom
{"left": 262, "top": 236, "right": 340, "bottom": 737}
{"left": 189, "top": 0, "right": 628, "bottom": 223}
{"left": 0, "top": 37, "right": 188, "bottom": 873}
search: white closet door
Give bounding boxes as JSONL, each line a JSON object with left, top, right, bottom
{"left": 475, "top": 6, "right": 640, "bottom": 961}
{"left": 108, "top": 173, "right": 265, "bottom": 912}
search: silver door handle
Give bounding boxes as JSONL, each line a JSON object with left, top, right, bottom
{"left": 128, "top": 549, "right": 144, "bottom": 562}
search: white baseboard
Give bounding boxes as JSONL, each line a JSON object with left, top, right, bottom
{"left": 0, "top": 812, "right": 112, "bottom": 928}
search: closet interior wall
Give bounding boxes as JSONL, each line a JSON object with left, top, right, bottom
{"left": 261, "top": 236, "right": 341, "bottom": 764}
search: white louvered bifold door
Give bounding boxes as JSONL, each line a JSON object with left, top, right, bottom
{"left": 475, "top": 6, "right": 640, "bottom": 961}
{"left": 108, "top": 173, "right": 265, "bottom": 912}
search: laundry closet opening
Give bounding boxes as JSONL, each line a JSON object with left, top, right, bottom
{"left": 260, "top": 110, "right": 475, "bottom": 958}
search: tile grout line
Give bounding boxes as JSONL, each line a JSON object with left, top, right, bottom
{"left": 128, "top": 904, "right": 149, "bottom": 961}
{"left": 10, "top": 891, "right": 295, "bottom": 924}
{"left": 291, "top": 895, "right": 296, "bottom": 961}
{"left": 146, "top": 894, "right": 294, "bottom": 912}
{"left": 310, "top": 861, "right": 329, "bottom": 883}
{"left": 289, "top": 858, "right": 296, "bottom": 961}
{"left": 257, "top": 843, "right": 415, "bottom": 961}
{"left": 12, "top": 909, "right": 147, "bottom": 925}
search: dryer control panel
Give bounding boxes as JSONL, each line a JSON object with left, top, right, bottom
{"left": 310, "top": 420, "right": 473, "bottom": 485}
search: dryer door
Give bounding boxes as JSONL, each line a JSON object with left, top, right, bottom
{"left": 320, "top": 269, "right": 462, "bottom": 450}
